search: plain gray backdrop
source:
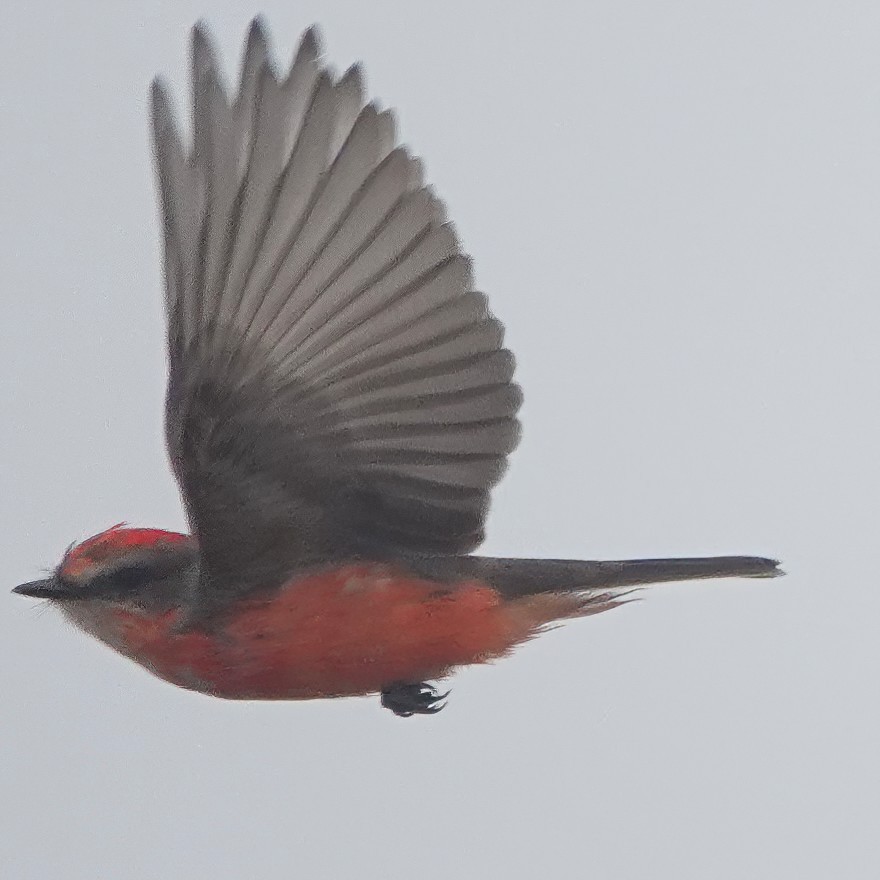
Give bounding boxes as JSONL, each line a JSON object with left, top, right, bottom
{"left": 2, "top": 2, "right": 878, "bottom": 878}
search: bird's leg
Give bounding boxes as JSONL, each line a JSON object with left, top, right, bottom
{"left": 380, "top": 682, "right": 449, "bottom": 717}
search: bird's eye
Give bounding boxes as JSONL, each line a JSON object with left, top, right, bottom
{"left": 109, "top": 565, "right": 151, "bottom": 590}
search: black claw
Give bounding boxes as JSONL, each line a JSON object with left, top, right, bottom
{"left": 380, "top": 682, "right": 449, "bottom": 717}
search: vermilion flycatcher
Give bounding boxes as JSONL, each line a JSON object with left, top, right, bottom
{"left": 13, "top": 19, "right": 780, "bottom": 716}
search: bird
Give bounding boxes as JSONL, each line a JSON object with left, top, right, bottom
{"left": 12, "top": 18, "right": 781, "bottom": 717}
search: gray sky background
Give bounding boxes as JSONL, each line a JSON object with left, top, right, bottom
{"left": 2, "top": 2, "right": 879, "bottom": 878}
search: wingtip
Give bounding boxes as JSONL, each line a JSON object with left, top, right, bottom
{"left": 149, "top": 76, "right": 174, "bottom": 133}
{"left": 243, "top": 15, "right": 271, "bottom": 66}
{"left": 238, "top": 14, "right": 276, "bottom": 91}
{"left": 247, "top": 14, "right": 270, "bottom": 43}
{"left": 339, "top": 62, "right": 366, "bottom": 97}
{"left": 300, "top": 24, "right": 323, "bottom": 60}
{"left": 376, "top": 107, "right": 397, "bottom": 155}
{"left": 190, "top": 19, "right": 211, "bottom": 53}
{"left": 190, "top": 19, "right": 220, "bottom": 73}
{"left": 149, "top": 75, "right": 166, "bottom": 107}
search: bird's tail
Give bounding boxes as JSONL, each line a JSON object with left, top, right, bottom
{"left": 403, "top": 553, "right": 781, "bottom": 652}
{"left": 409, "top": 553, "right": 780, "bottom": 625}
{"left": 467, "top": 555, "right": 781, "bottom": 597}
{"left": 468, "top": 554, "right": 782, "bottom": 627}
{"left": 582, "top": 556, "right": 781, "bottom": 589}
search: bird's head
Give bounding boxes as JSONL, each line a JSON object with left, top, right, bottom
{"left": 13, "top": 525, "right": 197, "bottom": 612}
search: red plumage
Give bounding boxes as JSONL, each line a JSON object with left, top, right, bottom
{"left": 61, "top": 526, "right": 190, "bottom": 579}
{"left": 106, "top": 563, "right": 587, "bottom": 700}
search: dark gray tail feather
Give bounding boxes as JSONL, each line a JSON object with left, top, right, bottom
{"left": 411, "top": 555, "right": 782, "bottom": 599}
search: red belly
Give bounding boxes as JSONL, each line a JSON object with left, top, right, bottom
{"left": 109, "top": 564, "right": 580, "bottom": 700}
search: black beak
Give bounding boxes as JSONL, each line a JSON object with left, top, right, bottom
{"left": 12, "top": 577, "right": 64, "bottom": 599}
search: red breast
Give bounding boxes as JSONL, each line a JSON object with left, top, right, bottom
{"left": 105, "top": 564, "right": 583, "bottom": 700}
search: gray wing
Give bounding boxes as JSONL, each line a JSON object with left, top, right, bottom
{"left": 151, "top": 18, "right": 521, "bottom": 601}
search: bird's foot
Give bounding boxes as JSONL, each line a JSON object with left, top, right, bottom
{"left": 380, "top": 682, "right": 449, "bottom": 717}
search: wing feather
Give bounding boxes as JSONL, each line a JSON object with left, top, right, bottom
{"left": 153, "top": 20, "right": 523, "bottom": 601}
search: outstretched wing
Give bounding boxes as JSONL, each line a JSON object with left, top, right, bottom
{"left": 151, "top": 18, "right": 521, "bottom": 602}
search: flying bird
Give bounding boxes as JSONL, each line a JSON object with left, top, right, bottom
{"left": 13, "top": 19, "right": 780, "bottom": 716}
